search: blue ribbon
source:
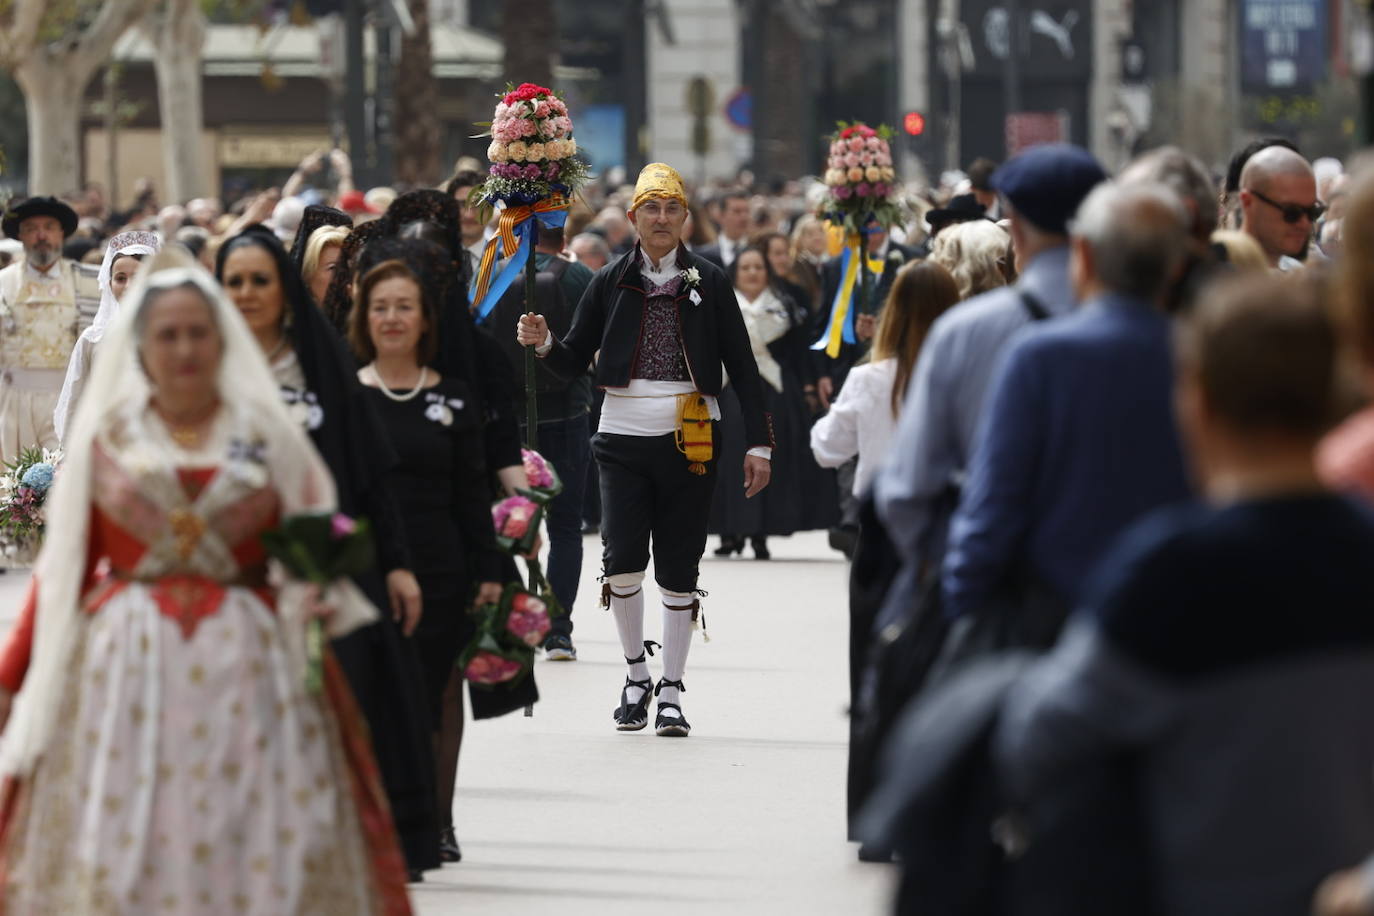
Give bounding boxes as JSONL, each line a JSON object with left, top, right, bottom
{"left": 471, "top": 207, "right": 570, "bottom": 324}
{"left": 810, "top": 243, "right": 858, "bottom": 352}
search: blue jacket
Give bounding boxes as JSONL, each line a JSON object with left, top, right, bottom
{"left": 941, "top": 292, "right": 1192, "bottom": 618}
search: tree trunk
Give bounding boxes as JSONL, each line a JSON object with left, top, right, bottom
{"left": 147, "top": 1, "right": 207, "bottom": 202}
{"left": 395, "top": 0, "right": 441, "bottom": 186}
{"left": 15, "top": 60, "right": 85, "bottom": 195}
{"left": 502, "top": 0, "right": 555, "bottom": 88}
{"left": 0, "top": 0, "right": 162, "bottom": 196}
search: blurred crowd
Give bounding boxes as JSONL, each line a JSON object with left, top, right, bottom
{"left": 12, "top": 132, "right": 1374, "bottom": 913}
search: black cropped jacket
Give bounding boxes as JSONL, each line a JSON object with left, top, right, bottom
{"left": 540, "top": 244, "right": 774, "bottom": 450}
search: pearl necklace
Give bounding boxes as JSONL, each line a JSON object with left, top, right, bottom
{"left": 368, "top": 364, "right": 429, "bottom": 402}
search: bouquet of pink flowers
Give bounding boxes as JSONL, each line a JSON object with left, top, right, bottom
{"left": 478, "top": 83, "right": 590, "bottom": 207}
{"left": 492, "top": 493, "right": 543, "bottom": 555}
{"left": 520, "top": 447, "right": 562, "bottom": 502}
{"left": 819, "top": 122, "right": 902, "bottom": 235}
{"left": 460, "top": 583, "right": 556, "bottom": 688}
{"left": 260, "top": 511, "right": 375, "bottom": 694}
{"left": 505, "top": 591, "right": 552, "bottom": 647}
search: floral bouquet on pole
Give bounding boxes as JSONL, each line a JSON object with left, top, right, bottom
{"left": 812, "top": 121, "right": 905, "bottom": 359}
{"left": 469, "top": 83, "right": 590, "bottom": 454}
{"left": 0, "top": 447, "right": 62, "bottom": 566}
{"left": 459, "top": 583, "right": 554, "bottom": 688}
{"left": 468, "top": 83, "right": 589, "bottom": 328}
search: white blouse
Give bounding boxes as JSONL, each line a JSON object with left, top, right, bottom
{"left": 809, "top": 358, "right": 900, "bottom": 497}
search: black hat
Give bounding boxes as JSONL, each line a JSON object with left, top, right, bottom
{"left": 990, "top": 144, "right": 1106, "bottom": 235}
{"left": 2, "top": 196, "right": 78, "bottom": 240}
{"left": 926, "top": 194, "right": 990, "bottom": 231}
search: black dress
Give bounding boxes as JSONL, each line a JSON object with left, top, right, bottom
{"left": 365, "top": 376, "right": 505, "bottom": 727}
{"left": 710, "top": 292, "right": 840, "bottom": 539}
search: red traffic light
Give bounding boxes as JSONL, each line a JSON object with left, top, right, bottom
{"left": 904, "top": 111, "right": 926, "bottom": 136}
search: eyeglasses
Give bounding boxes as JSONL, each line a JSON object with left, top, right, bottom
{"left": 637, "top": 201, "right": 684, "bottom": 219}
{"left": 1246, "top": 188, "right": 1325, "bottom": 224}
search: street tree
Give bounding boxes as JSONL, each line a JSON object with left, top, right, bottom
{"left": 142, "top": 0, "right": 209, "bottom": 202}
{"left": 395, "top": 0, "right": 440, "bottom": 186}
{"left": 502, "top": 0, "right": 554, "bottom": 89}
{"left": 0, "top": 0, "right": 161, "bottom": 194}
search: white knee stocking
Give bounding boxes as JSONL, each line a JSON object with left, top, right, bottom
{"left": 658, "top": 589, "right": 697, "bottom": 718}
{"left": 604, "top": 573, "right": 650, "bottom": 703}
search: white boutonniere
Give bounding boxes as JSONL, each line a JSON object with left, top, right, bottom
{"left": 280, "top": 388, "right": 325, "bottom": 431}
{"left": 679, "top": 267, "right": 703, "bottom": 305}
{"left": 424, "top": 392, "right": 463, "bottom": 427}
{"left": 887, "top": 249, "right": 906, "bottom": 265}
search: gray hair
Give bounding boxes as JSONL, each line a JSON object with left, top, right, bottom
{"left": 1070, "top": 181, "right": 1189, "bottom": 300}
{"left": 1120, "top": 145, "right": 1219, "bottom": 237}
{"left": 569, "top": 232, "right": 611, "bottom": 261}
{"left": 929, "top": 220, "right": 1010, "bottom": 299}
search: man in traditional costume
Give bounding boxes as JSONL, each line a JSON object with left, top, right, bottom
{"left": 0, "top": 196, "right": 100, "bottom": 462}
{"left": 517, "top": 163, "right": 773, "bottom": 736}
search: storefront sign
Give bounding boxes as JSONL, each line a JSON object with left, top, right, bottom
{"left": 1241, "top": 0, "right": 1327, "bottom": 91}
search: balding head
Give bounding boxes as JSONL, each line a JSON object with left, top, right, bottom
{"left": 1240, "top": 145, "right": 1314, "bottom": 192}
{"left": 1069, "top": 181, "right": 1189, "bottom": 303}
{"left": 1239, "top": 147, "right": 1319, "bottom": 266}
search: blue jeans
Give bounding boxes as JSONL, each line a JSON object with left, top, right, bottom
{"left": 521, "top": 415, "right": 590, "bottom": 637}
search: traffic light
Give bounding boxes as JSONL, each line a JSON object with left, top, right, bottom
{"left": 904, "top": 111, "right": 926, "bottom": 137}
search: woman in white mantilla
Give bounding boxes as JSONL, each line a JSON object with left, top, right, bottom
{"left": 0, "top": 248, "right": 412, "bottom": 914}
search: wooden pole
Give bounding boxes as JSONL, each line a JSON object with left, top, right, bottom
{"left": 524, "top": 221, "right": 540, "bottom": 451}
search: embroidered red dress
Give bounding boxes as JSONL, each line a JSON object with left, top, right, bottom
{"left": 0, "top": 417, "right": 411, "bottom": 915}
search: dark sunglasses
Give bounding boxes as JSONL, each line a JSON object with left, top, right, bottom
{"left": 1248, "top": 188, "right": 1325, "bottom": 224}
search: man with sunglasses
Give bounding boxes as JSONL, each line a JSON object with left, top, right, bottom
{"left": 1239, "top": 146, "right": 1322, "bottom": 270}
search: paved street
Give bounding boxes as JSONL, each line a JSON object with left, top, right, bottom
{"left": 0, "top": 529, "right": 895, "bottom": 915}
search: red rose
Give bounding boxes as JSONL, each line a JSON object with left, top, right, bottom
{"left": 505, "top": 82, "right": 554, "bottom": 104}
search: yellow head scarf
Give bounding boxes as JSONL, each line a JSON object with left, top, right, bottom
{"left": 631, "top": 162, "right": 689, "bottom": 213}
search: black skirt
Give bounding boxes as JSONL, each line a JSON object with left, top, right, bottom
{"left": 332, "top": 573, "right": 440, "bottom": 872}
{"left": 709, "top": 369, "right": 840, "bottom": 538}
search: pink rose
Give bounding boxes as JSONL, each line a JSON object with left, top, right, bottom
{"left": 877, "top": 151, "right": 893, "bottom": 167}
{"left": 522, "top": 449, "right": 555, "bottom": 488}
{"left": 506, "top": 594, "right": 551, "bottom": 647}
{"left": 330, "top": 513, "right": 357, "bottom": 540}
{"left": 847, "top": 136, "right": 866, "bottom": 152}
{"left": 465, "top": 651, "right": 524, "bottom": 685}
{"left": 534, "top": 100, "right": 551, "bottom": 118}
{"left": 843, "top": 152, "right": 861, "bottom": 168}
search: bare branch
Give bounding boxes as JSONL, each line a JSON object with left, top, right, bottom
{"left": 64, "top": 0, "right": 161, "bottom": 82}
{"left": 0, "top": 0, "right": 49, "bottom": 69}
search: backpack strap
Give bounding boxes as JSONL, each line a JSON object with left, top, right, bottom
{"left": 1019, "top": 289, "right": 1050, "bottom": 322}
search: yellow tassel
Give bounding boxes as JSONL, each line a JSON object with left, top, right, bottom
{"left": 675, "top": 394, "right": 714, "bottom": 473}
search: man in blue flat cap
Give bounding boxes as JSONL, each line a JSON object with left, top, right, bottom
{"left": 940, "top": 177, "right": 1195, "bottom": 622}
{"left": 874, "top": 144, "right": 1106, "bottom": 595}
